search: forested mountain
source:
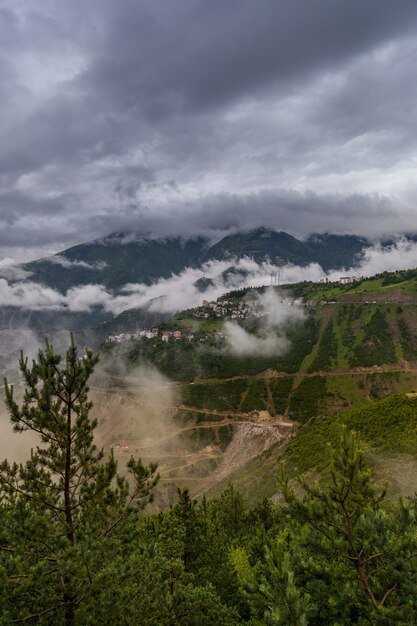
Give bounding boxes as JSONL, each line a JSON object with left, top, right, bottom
{"left": 206, "top": 228, "right": 369, "bottom": 269}
{"left": 19, "top": 228, "right": 370, "bottom": 293}
{"left": 22, "top": 233, "right": 209, "bottom": 292}
{"left": 0, "top": 228, "right": 376, "bottom": 358}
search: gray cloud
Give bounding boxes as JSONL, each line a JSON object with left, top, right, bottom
{"left": 76, "top": 189, "right": 408, "bottom": 242}
{"left": 77, "top": 0, "right": 417, "bottom": 114}
{"left": 223, "top": 289, "right": 305, "bottom": 357}
{"left": 1, "top": 1, "right": 417, "bottom": 260}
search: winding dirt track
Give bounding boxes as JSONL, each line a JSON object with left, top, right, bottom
{"left": 91, "top": 362, "right": 417, "bottom": 396}
{"left": 91, "top": 357, "right": 417, "bottom": 501}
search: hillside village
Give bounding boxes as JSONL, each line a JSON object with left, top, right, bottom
{"left": 106, "top": 293, "right": 296, "bottom": 345}
{"left": 105, "top": 280, "right": 357, "bottom": 345}
{"left": 106, "top": 296, "right": 258, "bottom": 344}
{"left": 107, "top": 327, "right": 188, "bottom": 345}
{"left": 106, "top": 298, "right": 242, "bottom": 344}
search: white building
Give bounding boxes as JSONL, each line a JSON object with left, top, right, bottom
{"left": 339, "top": 276, "right": 358, "bottom": 285}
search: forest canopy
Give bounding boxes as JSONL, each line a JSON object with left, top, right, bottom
{"left": 0, "top": 339, "right": 417, "bottom": 624}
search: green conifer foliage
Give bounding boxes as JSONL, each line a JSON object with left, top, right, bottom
{"left": 275, "top": 429, "right": 417, "bottom": 624}
{"left": 0, "top": 336, "right": 158, "bottom": 625}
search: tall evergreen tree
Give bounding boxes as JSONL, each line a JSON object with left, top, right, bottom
{"left": 0, "top": 336, "right": 158, "bottom": 625}
{"left": 233, "top": 429, "right": 417, "bottom": 625}
{"left": 274, "top": 429, "right": 417, "bottom": 624}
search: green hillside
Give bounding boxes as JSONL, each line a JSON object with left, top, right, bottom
{"left": 98, "top": 268, "right": 417, "bottom": 505}
{"left": 103, "top": 268, "right": 417, "bottom": 420}
{"left": 24, "top": 234, "right": 208, "bottom": 292}
{"left": 205, "top": 227, "right": 315, "bottom": 265}
{"left": 214, "top": 393, "right": 417, "bottom": 503}
{"left": 204, "top": 227, "right": 369, "bottom": 269}
{"left": 111, "top": 288, "right": 417, "bottom": 389}
{"left": 121, "top": 313, "right": 318, "bottom": 381}
{"left": 304, "top": 232, "right": 370, "bottom": 270}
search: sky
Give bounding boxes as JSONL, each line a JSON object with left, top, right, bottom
{"left": 2, "top": 0, "right": 417, "bottom": 262}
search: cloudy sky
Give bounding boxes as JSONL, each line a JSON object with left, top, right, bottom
{"left": 2, "top": 0, "right": 417, "bottom": 262}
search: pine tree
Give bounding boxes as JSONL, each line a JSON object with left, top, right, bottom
{"left": 0, "top": 336, "right": 159, "bottom": 625}
{"left": 275, "top": 428, "right": 417, "bottom": 624}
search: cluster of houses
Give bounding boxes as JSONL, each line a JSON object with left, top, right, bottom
{"left": 192, "top": 298, "right": 258, "bottom": 320}
{"left": 107, "top": 293, "right": 306, "bottom": 346}
{"left": 107, "top": 328, "right": 193, "bottom": 345}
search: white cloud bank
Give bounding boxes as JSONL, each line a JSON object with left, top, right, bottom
{"left": 345, "top": 239, "right": 417, "bottom": 277}
{"left": 1, "top": 238, "right": 417, "bottom": 315}
{"left": 49, "top": 256, "right": 108, "bottom": 270}
{"left": 0, "top": 258, "right": 33, "bottom": 281}
{"left": 223, "top": 289, "right": 305, "bottom": 357}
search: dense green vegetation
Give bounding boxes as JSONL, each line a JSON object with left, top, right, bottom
{"left": 397, "top": 307, "right": 417, "bottom": 361}
{"left": 181, "top": 376, "right": 294, "bottom": 417}
{"left": 380, "top": 267, "right": 417, "bottom": 285}
{"left": 22, "top": 229, "right": 372, "bottom": 294}
{"left": 288, "top": 376, "right": 328, "bottom": 422}
{"left": 286, "top": 393, "right": 417, "bottom": 474}
{"left": 3, "top": 342, "right": 417, "bottom": 624}
{"left": 98, "top": 272, "right": 417, "bottom": 506}
{"left": 97, "top": 274, "right": 417, "bottom": 513}
{"left": 99, "top": 265, "right": 417, "bottom": 394}
{"left": 204, "top": 389, "right": 417, "bottom": 508}
{"left": 7, "top": 249, "right": 417, "bottom": 622}
{"left": 351, "top": 308, "right": 396, "bottom": 366}
{"left": 121, "top": 313, "right": 319, "bottom": 382}
{"left": 282, "top": 267, "right": 417, "bottom": 303}
{"left": 308, "top": 318, "right": 337, "bottom": 371}
{"left": 25, "top": 235, "right": 208, "bottom": 292}
{"left": 4, "top": 344, "right": 417, "bottom": 626}
{"left": 202, "top": 228, "right": 370, "bottom": 270}
{"left": 178, "top": 369, "right": 417, "bottom": 427}
{"left": 269, "top": 377, "right": 294, "bottom": 414}
{"left": 181, "top": 379, "right": 249, "bottom": 412}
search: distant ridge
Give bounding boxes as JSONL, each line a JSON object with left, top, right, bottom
{"left": 20, "top": 228, "right": 371, "bottom": 293}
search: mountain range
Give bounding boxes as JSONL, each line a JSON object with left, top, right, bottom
{"left": 20, "top": 228, "right": 370, "bottom": 293}
{"left": 4, "top": 231, "right": 417, "bottom": 508}
{"left": 0, "top": 227, "right": 415, "bottom": 367}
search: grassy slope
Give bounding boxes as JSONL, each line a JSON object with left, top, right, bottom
{"left": 286, "top": 394, "right": 417, "bottom": 471}
{"left": 167, "top": 300, "right": 417, "bottom": 420}
{"left": 189, "top": 273, "right": 417, "bottom": 502}
{"left": 104, "top": 271, "right": 417, "bottom": 427}
{"left": 285, "top": 268, "right": 417, "bottom": 302}
{"left": 207, "top": 393, "right": 417, "bottom": 504}
{"left": 104, "top": 268, "right": 417, "bottom": 504}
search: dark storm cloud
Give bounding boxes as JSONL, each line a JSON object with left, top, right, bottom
{"left": 0, "top": 190, "right": 66, "bottom": 224}
{"left": 79, "top": 0, "right": 417, "bottom": 113}
{"left": 1, "top": 0, "right": 417, "bottom": 260}
{"left": 68, "top": 189, "right": 406, "bottom": 243}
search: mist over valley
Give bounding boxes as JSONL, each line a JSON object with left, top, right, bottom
{"left": 3, "top": 0, "right": 417, "bottom": 621}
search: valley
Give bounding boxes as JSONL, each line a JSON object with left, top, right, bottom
{"left": 5, "top": 4, "right": 417, "bottom": 618}
{"left": 3, "top": 241, "right": 417, "bottom": 508}
{"left": 94, "top": 269, "right": 417, "bottom": 506}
